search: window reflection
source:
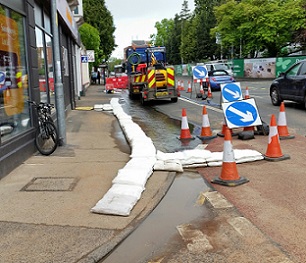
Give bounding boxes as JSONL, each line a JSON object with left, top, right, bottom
{"left": 35, "top": 28, "right": 54, "bottom": 104}
{"left": 0, "top": 5, "right": 30, "bottom": 142}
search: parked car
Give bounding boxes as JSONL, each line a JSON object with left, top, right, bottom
{"left": 270, "top": 59, "right": 306, "bottom": 108}
{"left": 205, "top": 62, "right": 233, "bottom": 76}
{"left": 208, "top": 69, "right": 235, "bottom": 91}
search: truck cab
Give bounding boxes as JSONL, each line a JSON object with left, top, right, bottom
{"left": 124, "top": 45, "right": 178, "bottom": 104}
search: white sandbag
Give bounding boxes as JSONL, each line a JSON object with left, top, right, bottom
{"left": 94, "top": 104, "right": 103, "bottom": 111}
{"left": 207, "top": 161, "right": 223, "bottom": 167}
{"left": 117, "top": 167, "right": 153, "bottom": 181}
{"left": 124, "top": 157, "right": 156, "bottom": 169}
{"left": 130, "top": 143, "right": 156, "bottom": 158}
{"left": 206, "top": 152, "right": 223, "bottom": 163}
{"left": 110, "top": 97, "right": 119, "bottom": 105}
{"left": 156, "top": 150, "right": 185, "bottom": 161}
{"left": 129, "top": 136, "right": 153, "bottom": 146}
{"left": 112, "top": 169, "right": 153, "bottom": 188}
{"left": 181, "top": 158, "right": 207, "bottom": 166}
{"left": 108, "top": 183, "right": 144, "bottom": 200}
{"left": 234, "top": 149, "right": 263, "bottom": 161}
{"left": 119, "top": 165, "right": 153, "bottom": 176}
{"left": 182, "top": 149, "right": 212, "bottom": 159}
{"left": 183, "top": 162, "right": 208, "bottom": 168}
{"left": 154, "top": 160, "right": 183, "bottom": 172}
{"left": 102, "top": 104, "right": 113, "bottom": 111}
{"left": 179, "top": 149, "right": 211, "bottom": 166}
{"left": 116, "top": 112, "right": 132, "bottom": 121}
{"left": 91, "top": 192, "right": 138, "bottom": 216}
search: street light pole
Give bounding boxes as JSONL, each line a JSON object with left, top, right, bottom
{"left": 51, "top": 0, "right": 66, "bottom": 145}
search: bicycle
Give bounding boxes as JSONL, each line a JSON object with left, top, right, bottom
{"left": 28, "top": 100, "right": 58, "bottom": 155}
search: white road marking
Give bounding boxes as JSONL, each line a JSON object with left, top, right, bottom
{"left": 179, "top": 97, "right": 223, "bottom": 113}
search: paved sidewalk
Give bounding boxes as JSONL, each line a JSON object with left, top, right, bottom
{"left": 0, "top": 85, "right": 174, "bottom": 263}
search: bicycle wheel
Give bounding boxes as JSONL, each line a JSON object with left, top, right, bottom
{"left": 35, "top": 121, "right": 58, "bottom": 155}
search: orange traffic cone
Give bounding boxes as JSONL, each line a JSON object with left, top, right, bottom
{"left": 180, "top": 80, "right": 185, "bottom": 91}
{"left": 186, "top": 81, "right": 192, "bottom": 93}
{"left": 277, "top": 102, "right": 295, "bottom": 140}
{"left": 217, "top": 118, "right": 238, "bottom": 137}
{"left": 206, "top": 78, "right": 213, "bottom": 99}
{"left": 217, "top": 118, "right": 228, "bottom": 137}
{"left": 200, "top": 79, "right": 204, "bottom": 95}
{"left": 212, "top": 126, "right": 249, "bottom": 186}
{"left": 264, "top": 114, "right": 290, "bottom": 161}
{"left": 198, "top": 106, "right": 217, "bottom": 140}
{"left": 244, "top": 87, "right": 250, "bottom": 99}
{"left": 179, "top": 108, "right": 194, "bottom": 140}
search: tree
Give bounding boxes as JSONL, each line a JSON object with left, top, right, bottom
{"left": 150, "top": 18, "right": 174, "bottom": 47}
{"left": 79, "top": 23, "right": 100, "bottom": 51}
{"left": 179, "top": 0, "right": 193, "bottom": 63}
{"left": 83, "top": 0, "right": 116, "bottom": 62}
{"left": 193, "top": 0, "right": 221, "bottom": 61}
{"left": 212, "top": 0, "right": 306, "bottom": 58}
{"left": 168, "top": 14, "right": 183, "bottom": 64}
{"left": 180, "top": 16, "right": 197, "bottom": 63}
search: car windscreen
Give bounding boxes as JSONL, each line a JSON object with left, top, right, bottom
{"left": 210, "top": 70, "right": 228, "bottom": 76}
{"left": 214, "top": 64, "right": 229, "bottom": 70}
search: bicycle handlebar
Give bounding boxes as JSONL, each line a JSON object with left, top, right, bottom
{"left": 28, "top": 100, "right": 54, "bottom": 109}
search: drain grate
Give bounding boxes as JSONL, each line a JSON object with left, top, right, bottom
{"left": 21, "top": 177, "right": 79, "bottom": 191}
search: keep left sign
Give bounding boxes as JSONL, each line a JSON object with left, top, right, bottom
{"left": 222, "top": 98, "right": 262, "bottom": 129}
{"left": 221, "top": 82, "right": 243, "bottom": 102}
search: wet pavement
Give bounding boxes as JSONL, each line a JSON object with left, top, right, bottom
{"left": 102, "top": 172, "right": 212, "bottom": 263}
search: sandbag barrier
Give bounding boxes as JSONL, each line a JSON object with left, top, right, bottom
{"left": 91, "top": 98, "right": 263, "bottom": 216}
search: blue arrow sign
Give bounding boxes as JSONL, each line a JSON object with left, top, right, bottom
{"left": 222, "top": 98, "right": 262, "bottom": 128}
{"left": 192, "top": 65, "right": 208, "bottom": 79}
{"left": 81, "top": 55, "right": 88, "bottom": 63}
{"left": 221, "top": 82, "right": 242, "bottom": 102}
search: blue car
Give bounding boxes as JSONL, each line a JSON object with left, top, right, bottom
{"left": 208, "top": 69, "right": 235, "bottom": 91}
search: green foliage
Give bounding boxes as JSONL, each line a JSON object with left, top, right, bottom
{"left": 107, "top": 57, "right": 124, "bottom": 72}
{"left": 82, "top": 0, "right": 116, "bottom": 64}
{"left": 151, "top": 18, "right": 174, "bottom": 47}
{"left": 212, "top": 0, "right": 306, "bottom": 57}
{"left": 79, "top": 23, "right": 100, "bottom": 51}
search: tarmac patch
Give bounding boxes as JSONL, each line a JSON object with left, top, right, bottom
{"left": 21, "top": 177, "right": 79, "bottom": 191}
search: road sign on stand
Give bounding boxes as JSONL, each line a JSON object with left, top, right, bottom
{"left": 221, "top": 82, "right": 243, "bottom": 102}
{"left": 192, "top": 65, "right": 208, "bottom": 82}
{"left": 222, "top": 98, "right": 262, "bottom": 129}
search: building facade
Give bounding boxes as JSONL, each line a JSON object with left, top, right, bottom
{"left": 0, "top": 0, "right": 83, "bottom": 178}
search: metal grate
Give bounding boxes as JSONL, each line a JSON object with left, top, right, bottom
{"left": 21, "top": 177, "right": 79, "bottom": 192}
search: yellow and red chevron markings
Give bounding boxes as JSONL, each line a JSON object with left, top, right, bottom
{"left": 148, "top": 68, "right": 156, "bottom": 88}
{"left": 133, "top": 74, "right": 147, "bottom": 83}
{"left": 167, "top": 67, "right": 175, "bottom": 87}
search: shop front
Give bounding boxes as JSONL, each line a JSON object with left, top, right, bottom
{"left": 0, "top": 0, "right": 80, "bottom": 178}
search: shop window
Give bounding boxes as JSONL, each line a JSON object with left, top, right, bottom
{"left": 0, "top": 4, "right": 30, "bottom": 143}
{"left": 34, "top": 4, "right": 54, "bottom": 105}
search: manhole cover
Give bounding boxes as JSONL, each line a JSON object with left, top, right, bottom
{"left": 21, "top": 177, "right": 79, "bottom": 191}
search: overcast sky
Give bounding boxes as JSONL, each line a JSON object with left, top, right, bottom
{"left": 104, "top": 0, "right": 195, "bottom": 58}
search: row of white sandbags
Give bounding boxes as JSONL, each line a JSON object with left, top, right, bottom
{"left": 91, "top": 98, "right": 156, "bottom": 216}
{"left": 154, "top": 146, "right": 264, "bottom": 172}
